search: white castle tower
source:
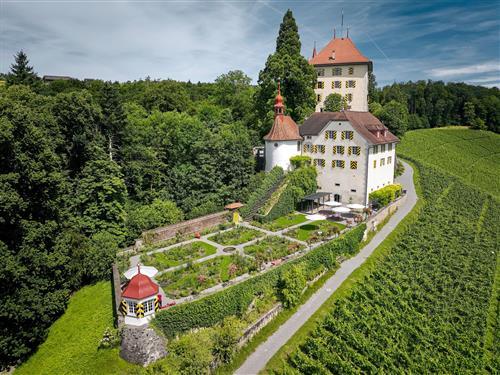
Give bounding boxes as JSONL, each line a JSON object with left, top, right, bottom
{"left": 264, "top": 83, "right": 302, "bottom": 172}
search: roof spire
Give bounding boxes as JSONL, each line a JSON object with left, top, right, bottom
{"left": 334, "top": 28, "right": 336, "bottom": 39}
{"left": 341, "top": 9, "right": 344, "bottom": 38}
{"left": 312, "top": 41, "right": 317, "bottom": 58}
{"left": 137, "top": 264, "right": 141, "bottom": 274}
{"left": 274, "top": 79, "right": 284, "bottom": 119}
{"left": 347, "top": 26, "right": 350, "bottom": 38}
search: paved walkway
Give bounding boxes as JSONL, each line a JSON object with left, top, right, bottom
{"left": 236, "top": 161, "right": 418, "bottom": 375}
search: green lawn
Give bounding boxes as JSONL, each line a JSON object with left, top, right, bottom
{"left": 16, "top": 282, "right": 138, "bottom": 375}
{"left": 156, "top": 255, "right": 256, "bottom": 298}
{"left": 251, "top": 213, "right": 307, "bottom": 232}
{"left": 140, "top": 241, "right": 216, "bottom": 270}
{"left": 208, "top": 226, "right": 264, "bottom": 246}
{"left": 243, "top": 236, "right": 304, "bottom": 262}
{"left": 286, "top": 220, "right": 346, "bottom": 242}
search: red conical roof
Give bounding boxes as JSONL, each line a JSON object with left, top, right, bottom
{"left": 264, "top": 83, "right": 302, "bottom": 142}
{"left": 122, "top": 265, "right": 159, "bottom": 300}
{"left": 309, "top": 37, "right": 370, "bottom": 66}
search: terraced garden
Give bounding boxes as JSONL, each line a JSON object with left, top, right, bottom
{"left": 139, "top": 241, "right": 217, "bottom": 270}
{"left": 286, "top": 220, "right": 346, "bottom": 242}
{"left": 208, "top": 226, "right": 263, "bottom": 245}
{"left": 251, "top": 213, "right": 307, "bottom": 232}
{"left": 243, "top": 236, "right": 305, "bottom": 263}
{"left": 156, "top": 254, "right": 257, "bottom": 298}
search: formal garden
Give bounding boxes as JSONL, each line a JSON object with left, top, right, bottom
{"left": 285, "top": 220, "right": 346, "bottom": 242}
{"left": 251, "top": 213, "right": 307, "bottom": 232}
{"left": 243, "top": 236, "right": 305, "bottom": 263}
{"left": 207, "top": 226, "right": 264, "bottom": 245}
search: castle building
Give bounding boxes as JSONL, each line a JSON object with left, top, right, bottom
{"left": 263, "top": 34, "right": 398, "bottom": 206}
{"left": 310, "top": 36, "right": 371, "bottom": 112}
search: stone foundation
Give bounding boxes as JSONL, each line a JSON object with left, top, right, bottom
{"left": 120, "top": 325, "right": 167, "bottom": 366}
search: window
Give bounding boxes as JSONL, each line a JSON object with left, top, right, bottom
{"left": 325, "top": 130, "right": 337, "bottom": 140}
{"left": 345, "top": 93, "right": 353, "bottom": 102}
{"left": 350, "top": 161, "right": 358, "bottom": 169}
{"left": 380, "top": 158, "right": 385, "bottom": 166}
{"left": 332, "top": 80, "right": 341, "bottom": 89}
{"left": 128, "top": 301, "right": 137, "bottom": 314}
{"left": 348, "top": 67, "right": 354, "bottom": 75}
{"left": 332, "top": 160, "right": 345, "bottom": 168}
{"left": 342, "top": 131, "right": 354, "bottom": 140}
{"left": 373, "top": 160, "right": 377, "bottom": 168}
{"left": 387, "top": 156, "right": 392, "bottom": 164}
{"left": 381, "top": 144, "right": 386, "bottom": 152}
{"left": 373, "top": 145, "right": 379, "bottom": 154}
{"left": 351, "top": 189, "right": 357, "bottom": 192}
{"left": 388, "top": 143, "right": 393, "bottom": 151}
{"left": 316, "top": 94, "right": 322, "bottom": 103}
{"left": 306, "top": 136, "right": 312, "bottom": 139}
{"left": 333, "top": 145, "right": 345, "bottom": 154}
{"left": 144, "top": 299, "right": 155, "bottom": 313}
{"left": 317, "top": 81, "right": 324, "bottom": 89}
{"left": 297, "top": 141, "right": 301, "bottom": 151}
{"left": 317, "top": 145, "right": 325, "bottom": 154}
{"left": 314, "top": 158, "right": 325, "bottom": 167}
{"left": 346, "top": 80, "right": 356, "bottom": 88}
{"left": 349, "top": 146, "right": 361, "bottom": 156}
{"left": 274, "top": 143, "right": 278, "bottom": 147}
{"left": 335, "top": 183, "right": 340, "bottom": 186}
{"left": 333, "top": 67, "right": 342, "bottom": 76}
{"left": 303, "top": 144, "right": 312, "bottom": 153}
{"left": 317, "top": 68, "right": 325, "bottom": 77}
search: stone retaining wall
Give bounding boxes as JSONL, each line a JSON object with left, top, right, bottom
{"left": 367, "top": 194, "right": 407, "bottom": 232}
{"left": 238, "top": 303, "right": 283, "bottom": 348}
{"left": 111, "top": 263, "right": 124, "bottom": 328}
{"left": 142, "top": 211, "right": 229, "bottom": 244}
{"left": 120, "top": 325, "right": 167, "bottom": 366}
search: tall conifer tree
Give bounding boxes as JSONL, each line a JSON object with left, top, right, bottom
{"left": 7, "top": 50, "right": 39, "bottom": 85}
{"left": 255, "top": 10, "right": 316, "bottom": 136}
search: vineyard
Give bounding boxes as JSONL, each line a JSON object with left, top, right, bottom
{"left": 398, "top": 127, "right": 500, "bottom": 198}
{"left": 270, "top": 129, "right": 499, "bottom": 373}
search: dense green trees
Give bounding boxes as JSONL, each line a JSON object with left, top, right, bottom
{"left": 323, "top": 93, "right": 345, "bottom": 112}
{"left": 254, "top": 9, "right": 316, "bottom": 136}
{"left": 6, "top": 51, "right": 39, "bottom": 86}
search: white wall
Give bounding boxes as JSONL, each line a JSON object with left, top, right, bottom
{"left": 366, "top": 144, "right": 396, "bottom": 204}
{"left": 314, "top": 64, "right": 369, "bottom": 112}
{"left": 265, "top": 140, "right": 301, "bottom": 172}
{"left": 302, "top": 120, "right": 370, "bottom": 205}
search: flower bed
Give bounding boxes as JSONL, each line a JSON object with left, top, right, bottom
{"left": 286, "top": 220, "right": 346, "bottom": 243}
{"left": 244, "top": 236, "right": 304, "bottom": 263}
{"left": 140, "top": 241, "right": 217, "bottom": 270}
{"left": 208, "top": 227, "right": 264, "bottom": 246}
{"left": 252, "top": 213, "right": 307, "bottom": 232}
{"left": 157, "top": 255, "right": 257, "bottom": 298}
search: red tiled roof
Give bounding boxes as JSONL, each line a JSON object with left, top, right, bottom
{"left": 122, "top": 271, "right": 159, "bottom": 300}
{"left": 309, "top": 37, "right": 370, "bottom": 66}
{"left": 264, "top": 115, "right": 302, "bottom": 141}
{"left": 300, "top": 111, "right": 399, "bottom": 145}
{"left": 225, "top": 202, "right": 244, "bottom": 210}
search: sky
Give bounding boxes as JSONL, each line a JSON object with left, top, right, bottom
{"left": 1, "top": 0, "right": 499, "bottom": 87}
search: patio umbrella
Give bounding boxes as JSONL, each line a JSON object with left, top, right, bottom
{"left": 324, "top": 200, "right": 342, "bottom": 207}
{"left": 347, "top": 203, "right": 365, "bottom": 210}
{"left": 124, "top": 265, "right": 158, "bottom": 279}
{"left": 332, "top": 206, "right": 351, "bottom": 214}
{"left": 305, "top": 213, "right": 327, "bottom": 221}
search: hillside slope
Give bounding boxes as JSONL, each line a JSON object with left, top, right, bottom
{"left": 266, "top": 128, "right": 499, "bottom": 373}
{"left": 398, "top": 127, "right": 500, "bottom": 198}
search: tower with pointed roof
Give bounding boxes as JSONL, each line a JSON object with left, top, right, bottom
{"left": 264, "top": 83, "right": 302, "bottom": 172}
{"left": 310, "top": 34, "right": 371, "bottom": 112}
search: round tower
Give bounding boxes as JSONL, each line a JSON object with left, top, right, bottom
{"left": 263, "top": 83, "right": 302, "bottom": 172}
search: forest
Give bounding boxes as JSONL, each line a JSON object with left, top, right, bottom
{"left": 1, "top": 8, "right": 499, "bottom": 370}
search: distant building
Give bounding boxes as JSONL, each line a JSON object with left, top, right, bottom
{"left": 309, "top": 36, "right": 371, "bottom": 112}
{"left": 42, "top": 75, "right": 74, "bottom": 82}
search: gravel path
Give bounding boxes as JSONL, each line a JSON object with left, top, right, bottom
{"left": 236, "top": 161, "right": 417, "bottom": 375}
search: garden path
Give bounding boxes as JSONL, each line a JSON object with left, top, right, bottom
{"left": 236, "top": 161, "right": 417, "bottom": 375}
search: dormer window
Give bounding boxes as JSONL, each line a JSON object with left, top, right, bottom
{"left": 329, "top": 51, "right": 336, "bottom": 60}
{"left": 383, "top": 130, "right": 387, "bottom": 137}
{"left": 376, "top": 131, "right": 380, "bottom": 138}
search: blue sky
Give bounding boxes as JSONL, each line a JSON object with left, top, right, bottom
{"left": 1, "top": 0, "right": 499, "bottom": 87}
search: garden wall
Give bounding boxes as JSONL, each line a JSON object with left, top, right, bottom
{"left": 111, "top": 263, "right": 124, "bottom": 328}
{"left": 142, "top": 211, "right": 229, "bottom": 244}
{"left": 367, "top": 194, "right": 407, "bottom": 232}
{"left": 238, "top": 303, "right": 283, "bottom": 348}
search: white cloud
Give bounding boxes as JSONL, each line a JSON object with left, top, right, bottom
{"left": 429, "top": 62, "right": 500, "bottom": 78}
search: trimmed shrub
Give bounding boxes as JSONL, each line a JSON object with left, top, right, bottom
{"left": 152, "top": 224, "right": 365, "bottom": 338}
{"left": 369, "top": 184, "right": 403, "bottom": 207}
{"left": 240, "top": 166, "right": 284, "bottom": 218}
{"left": 290, "top": 155, "right": 311, "bottom": 170}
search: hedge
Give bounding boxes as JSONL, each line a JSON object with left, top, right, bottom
{"left": 152, "top": 224, "right": 366, "bottom": 338}
{"left": 369, "top": 184, "right": 403, "bottom": 207}
{"left": 240, "top": 166, "right": 284, "bottom": 218}
{"left": 261, "top": 166, "right": 317, "bottom": 223}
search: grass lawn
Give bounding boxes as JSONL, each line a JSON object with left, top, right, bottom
{"left": 208, "top": 226, "right": 263, "bottom": 246}
{"left": 140, "top": 241, "right": 216, "bottom": 270}
{"left": 286, "top": 220, "right": 346, "bottom": 242}
{"left": 243, "top": 236, "right": 304, "bottom": 262}
{"left": 252, "top": 213, "right": 307, "bottom": 232}
{"left": 15, "top": 282, "right": 138, "bottom": 375}
{"left": 156, "top": 254, "right": 256, "bottom": 298}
